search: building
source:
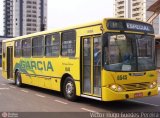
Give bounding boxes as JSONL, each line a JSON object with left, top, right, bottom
{"left": 147, "top": 0, "right": 160, "bottom": 68}
{"left": 3, "top": 0, "right": 47, "bottom": 37}
{"left": 3, "top": 0, "right": 13, "bottom": 37}
{"left": 155, "top": 35, "right": 160, "bottom": 68}
{"left": 114, "top": 0, "right": 160, "bottom": 34}
{"left": 113, "top": 0, "right": 132, "bottom": 18}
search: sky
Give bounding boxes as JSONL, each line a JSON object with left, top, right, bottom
{"left": 0, "top": 0, "right": 114, "bottom": 35}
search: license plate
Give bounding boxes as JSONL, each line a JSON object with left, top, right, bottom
{"left": 134, "top": 92, "right": 143, "bottom": 98}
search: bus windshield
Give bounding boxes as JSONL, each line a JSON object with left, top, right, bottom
{"left": 103, "top": 33, "right": 156, "bottom": 72}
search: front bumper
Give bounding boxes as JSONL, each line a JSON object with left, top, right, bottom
{"left": 102, "top": 86, "right": 158, "bottom": 101}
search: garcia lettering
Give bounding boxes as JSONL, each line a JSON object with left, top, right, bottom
{"left": 19, "top": 60, "right": 54, "bottom": 71}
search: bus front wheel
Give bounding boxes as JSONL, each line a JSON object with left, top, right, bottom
{"left": 15, "top": 71, "right": 22, "bottom": 87}
{"left": 63, "top": 77, "right": 77, "bottom": 101}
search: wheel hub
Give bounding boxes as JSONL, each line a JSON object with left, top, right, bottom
{"left": 66, "top": 82, "right": 73, "bottom": 96}
{"left": 16, "top": 75, "right": 20, "bottom": 85}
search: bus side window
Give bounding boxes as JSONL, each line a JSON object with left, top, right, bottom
{"left": 15, "top": 40, "right": 22, "bottom": 57}
{"left": 2, "top": 43, "right": 6, "bottom": 58}
{"left": 61, "top": 30, "right": 76, "bottom": 57}
{"left": 22, "top": 38, "right": 32, "bottom": 57}
{"left": 45, "top": 33, "right": 60, "bottom": 57}
{"left": 32, "top": 36, "right": 44, "bottom": 57}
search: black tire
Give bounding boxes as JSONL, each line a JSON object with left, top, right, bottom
{"left": 15, "top": 71, "right": 23, "bottom": 87}
{"left": 63, "top": 77, "right": 77, "bottom": 101}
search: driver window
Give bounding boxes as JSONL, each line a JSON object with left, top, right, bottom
{"left": 109, "top": 36, "right": 120, "bottom": 64}
{"left": 137, "top": 37, "right": 152, "bottom": 57}
{"left": 109, "top": 34, "right": 131, "bottom": 64}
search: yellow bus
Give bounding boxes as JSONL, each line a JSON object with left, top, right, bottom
{"left": 2, "top": 18, "right": 158, "bottom": 101}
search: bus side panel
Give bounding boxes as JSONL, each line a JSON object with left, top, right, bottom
{"left": 2, "top": 71, "right": 7, "bottom": 80}
{"left": 37, "top": 77, "right": 45, "bottom": 88}
{"left": 2, "top": 49, "right": 7, "bottom": 80}
{"left": 75, "top": 81, "right": 81, "bottom": 96}
{"left": 50, "top": 78, "right": 61, "bottom": 91}
{"left": 2, "top": 42, "right": 7, "bottom": 79}
{"left": 21, "top": 73, "right": 31, "bottom": 85}
{"left": 13, "top": 57, "right": 80, "bottom": 92}
{"left": 31, "top": 75, "right": 37, "bottom": 86}
{"left": 2, "top": 51, "right": 7, "bottom": 79}
{"left": 12, "top": 24, "right": 102, "bottom": 97}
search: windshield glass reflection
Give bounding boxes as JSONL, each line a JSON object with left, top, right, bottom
{"left": 103, "top": 33, "right": 155, "bottom": 72}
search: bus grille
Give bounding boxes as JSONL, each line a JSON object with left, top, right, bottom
{"left": 122, "top": 82, "right": 150, "bottom": 91}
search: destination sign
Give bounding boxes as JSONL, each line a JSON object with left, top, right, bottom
{"left": 126, "top": 22, "right": 151, "bottom": 32}
{"left": 107, "top": 20, "right": 154, "bottom": 33}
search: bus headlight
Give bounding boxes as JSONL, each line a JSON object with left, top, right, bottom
{"left": 149, "top": 81, "right": 157, "bottom": 89}
{"left": 110, "top": 84, "right": 117, "bottom": 91}
{"left": 110, "top": 84, "right": 123, "bottom": 92}
{"left": 152, "top": 81, "right": 157, "bottom": 86}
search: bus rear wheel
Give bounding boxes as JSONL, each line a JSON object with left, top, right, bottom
{"left": 15, "top": 71, "right": 23, "bottom": 87}
{"left": 63, "top": 77, "right": 77, "bottom": 101}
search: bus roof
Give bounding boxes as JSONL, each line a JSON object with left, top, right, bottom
{"left": 3, "top": 18, "right": 152, "bottom": 43}
{"left": 3, "top": 20, "right": 102, "bottom": 43}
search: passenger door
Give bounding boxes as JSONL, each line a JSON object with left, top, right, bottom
{"left": 82, "top": 36, "right": 102, "bottom": 97}
{"left": 7, "top": 46, "right": 13, "bottom": 79}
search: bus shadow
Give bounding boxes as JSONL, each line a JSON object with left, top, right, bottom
{"left": 8, "top": 83, "right": 63, "bottom": 98}
{"left": 8, "top": 82, "right": 159, "bottom": 112}
{"left": 77, "top": 97, "right": 159, "bottom": 112}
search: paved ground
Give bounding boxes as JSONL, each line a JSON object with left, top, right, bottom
{"left": 0, "top": 71, "right": 160, "bottom": 118}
